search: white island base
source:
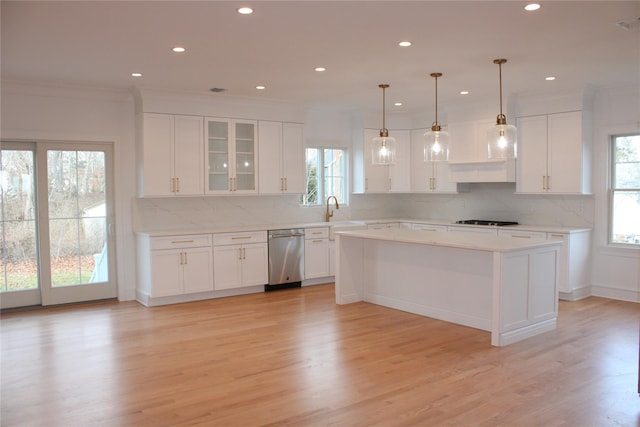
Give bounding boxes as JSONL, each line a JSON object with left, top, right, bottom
{"left": 335, "top": 228, "right": 562, "bottom": 346}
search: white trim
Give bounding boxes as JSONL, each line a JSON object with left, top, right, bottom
{"left": 591, "top": 285, "right": 640, "bottom": 303}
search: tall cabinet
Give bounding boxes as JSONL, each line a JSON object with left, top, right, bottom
{"left": 257, "top": 121, "right": 305, "bottom": 194}
{"left": 410, "top": 128, "right": 458, "bottom": 193}
{"left": 516, "top": 111, "right": 591, "bottom": 194}
{"left": 205, "top": 118, "right": 258, "bottom": 194}
{"left": 357, "top": 129, "right": 410, "bottom": 193}
{"left": 139, "top": 113, "right": 204, "bottom": 197}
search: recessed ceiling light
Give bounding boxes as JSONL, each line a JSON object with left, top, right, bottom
{"left": 314, "top": 67, "right": 326, "bottom": 72}
{"left": 524, "top": 3, "right": 541, "bottom": 11}
{"left": 131, "top": 72, "right": 143, "bottom": 77}
{"left": 172, "top": 46, "right": 186, "bottom": 53}
{"left": 545, "top": 76, "right": 556, "bottom": 81}
{"left": 398, "top": 41, "right": 412, "bottom": 47}
{"left": 255, "top": 85, "right": 265, "bottom": 90}
{"left": 394, "top": 102, "right": 403, "bottom": 106}
{"left": 238, "top": 7, "right": 253, "bottom": 15}
{"left": 460, "top": 91, "right": 470, "bottom": 95}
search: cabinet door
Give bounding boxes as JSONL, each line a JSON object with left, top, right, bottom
{"left": 363, "top": 129, "right": 390, "bottom": 192}
{"left": 388, "top": 130, "right": 410, "bottom": 192}
{"left": 547, "top": 112, "right": 582, "bottom": 193}
{"left": 213, "top": 245, "right": 243, "bottom": 290}
{"left": 150, "top": 250, "right": 182, "bottom": 297}
{"left": 173, "top": 115, "right": 204, "bottom": 196}
{"left": 282, "top": 123, "right": 305, "bottom": 194}
{"left": 433, "top": 162, "right": 458, "bottom": 193}
{"left": 410, "top": 129, "right": 431, "bottom": 192}
{"left": 206, "top": 118, "right": 232, "bottom": 193}
{"left": 241, "top": 243, "right": 268, "bottom": 286}
{"left": 234, "top": 120, "right": 257, "bottom": 193}
{"left": 257, "top": 121, "right": 283, "bottom": 194}
{"left": 142, "top": 113, "right": 174, "bottom": 196}
{"left": 516, "top": 115, "right": 548, "bottom": 193}
{"left": 182, "top": 246, "right": 213, "bottom": 294}
{"left": 305, "top": 238, "right": 329, "bottom": 279}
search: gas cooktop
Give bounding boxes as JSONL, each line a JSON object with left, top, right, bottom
{"left": 455, "top": 220, "right": 519, "bottom": 226}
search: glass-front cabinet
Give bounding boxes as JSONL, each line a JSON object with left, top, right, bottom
{"left": 205, "top": 118, "right": 258, "bottom": 194}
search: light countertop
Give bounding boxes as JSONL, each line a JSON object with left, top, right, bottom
{"left": 335, "top": 227, "right": 562, "bottom": 253}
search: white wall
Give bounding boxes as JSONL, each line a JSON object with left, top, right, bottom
{"left": 590, "top": 85, "right": 640, "bottom": 302}
{"left": 1, "top": 80, "right": 138, "bottom": 301}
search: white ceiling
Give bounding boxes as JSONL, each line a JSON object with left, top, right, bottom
{"left": 2, "top": 1, "right": 639, "bottom": 115}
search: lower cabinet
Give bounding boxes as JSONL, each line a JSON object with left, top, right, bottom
{"left": 304, "top": 227, "right": 330, "bottom": 279}
{"left": 213, "top": 231, "right": 268, "bottom": 290}
{"left": 142, "top": 234, "right": 214, "bottom": 298}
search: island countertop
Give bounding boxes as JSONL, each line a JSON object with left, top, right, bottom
{"left": 335, "top": 227, "right": 561, "bottom": 253}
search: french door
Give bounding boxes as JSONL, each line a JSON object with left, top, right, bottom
{"left": 0, "top": 141, "right": 116, "bottom": 308}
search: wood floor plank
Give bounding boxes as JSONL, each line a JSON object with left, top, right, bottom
{"left": 1, "top": 284, "right": 638, "bottom": 426}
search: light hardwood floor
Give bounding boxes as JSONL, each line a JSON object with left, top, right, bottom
{"left": 1, "top": 284, "right": 638, "bottom": 427}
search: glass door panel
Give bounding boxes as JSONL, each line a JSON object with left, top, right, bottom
{"left": 207, "top": 119, "right": 230, "bottom": 192}
{"left": 0, "top": 147, "right": 41, "bottom": 307}
{"left": 47, "top": 150, "right": 108, "bottom": 287}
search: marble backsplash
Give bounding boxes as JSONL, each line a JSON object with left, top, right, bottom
{"left": 134, "top": 183, "right": 594, "bottom": 231}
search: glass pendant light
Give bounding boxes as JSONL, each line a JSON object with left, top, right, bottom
{"left": 372, "top": 84, "right": 396, "bottom": 165}
{"left": 424, "top": 73, "right": 450, "bottom": 162}
{"left": 487, "top": 59, "right": 517, "bottom": 159}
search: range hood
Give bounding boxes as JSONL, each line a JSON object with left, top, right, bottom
{"left": 448, "top": 158, "right": 516, "bottom": 183}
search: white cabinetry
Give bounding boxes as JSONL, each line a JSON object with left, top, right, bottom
{"left": 412, "top": 223, "right": 448, "bottom": 232}
{"left": 304, "top": 228, "right": 330, "bottom": 279}
{"left": 516, "top": 111, "right": 591, "bottom": 194}
{"left": 138, "top": 234, "right": 213, "bottom": 298}
{"left": 367, "top": 222, "right": 400, "bottom": 230}
{"left": 140, "top": 113, "right": 204, "bottom": 197}
{"left": 213, "top": 231, "right": 268, "bottom": 290}
{"left": 205, "top": 118, "right": 258, "bottom": 194}
{"left": 359, "top": 129, "right": 411, "bottom": 193}
{"left": 498, "top": 229, "right": 547, "bottom": 239}
{"left": 546, "top": 230, "right": 591, "bottom": 298}
{"left": 448, "top": 119, "right": 515, "bottom": 183}
{"left": 258, "top": 121, "right": 305, "bottom": 194}
{"left": 410, "top": 129, "right": 458, "bottom": 193}
{"left": 447, "top": 225, "right": 498, "bottom": 236}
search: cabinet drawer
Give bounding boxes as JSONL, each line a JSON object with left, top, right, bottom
{"left": 150, "top": 234, "right": 212, "bottom": 250}
{"left": 498, "top": 230, "right": 547, "bottom": 239}
{"left": 447, "top": 226, "right": 497, "bottom": 235}
{"left": 412, "top": 223, "right": 448, "bottom": 232}
{"left": 214, "top": 231, "right": 267, "bottom": 246}
{"left": 305, "top": 227, "right": 329, "bottom": 239}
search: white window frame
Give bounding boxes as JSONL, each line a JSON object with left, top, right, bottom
{"left": 609, "top": 133, "right": 640, "bottom": 247}
{"left": 301, "top": 147, "right": 349, "bottom": 206}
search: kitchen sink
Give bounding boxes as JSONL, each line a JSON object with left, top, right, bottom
{"left": 328, "top": 221, "right": 367, "bottom": 240}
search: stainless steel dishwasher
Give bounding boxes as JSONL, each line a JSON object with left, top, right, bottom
{"left": 267, "top": 228, "right": 305, "bottom": 290}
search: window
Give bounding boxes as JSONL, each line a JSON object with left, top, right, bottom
{"left": 301, "top": 148, "right": 348, "bottom": 206}
{"left": 610, "top": 134, "right": 640, "bottom": 245}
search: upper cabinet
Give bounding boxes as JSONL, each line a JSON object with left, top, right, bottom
{"left": 139, "top": 113, "right": 204, "bottom": 197}
{"left": 205, "top": 118, "right": 258, "bottom": 194}
{"left": 410, "top": 129, "right": 458, "bottom": 193}
{"left": 258, "top": 121, "right": 305, "bottom": 194}
{"left": 356, "top": 129, "right": 410, "bottom": 193}
{"left": 516, "top": 111, "right": 591, "bottom": 194}
{"left": 447, "top": 119, "right": 516, "bottom": 183}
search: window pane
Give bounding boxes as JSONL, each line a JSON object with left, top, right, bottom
{"left": 47, "top": 150, "right": 108, "bottom": 286}
{"left": 1, "top": 149, "right": 39, "bottom": 292}
{"left": 613, "top": 135, "right": 640, "bottom": 189}
{"left": 612, "top": 191, "right": 640, "bottom": 244}
{"left": 301, "top": 147, "right": 347, "bottom": 206}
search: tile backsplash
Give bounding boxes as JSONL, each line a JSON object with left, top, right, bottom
{"left": 135, "top": 183, "right": 593, "bottom": 231}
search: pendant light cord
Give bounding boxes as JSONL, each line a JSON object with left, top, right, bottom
{"left": 493, "top": 59, "right": 507, "bottom": 124}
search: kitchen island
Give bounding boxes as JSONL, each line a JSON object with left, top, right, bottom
{"left": 334, "top": 228, "right": 562, "bottom": 346}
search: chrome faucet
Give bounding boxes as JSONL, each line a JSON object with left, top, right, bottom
{"left": 325, "top": 195, "right": 339, "bottom": 222}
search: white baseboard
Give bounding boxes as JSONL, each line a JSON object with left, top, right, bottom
{"left": 590, "top": 285, "right": 640, "bottom": 303}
